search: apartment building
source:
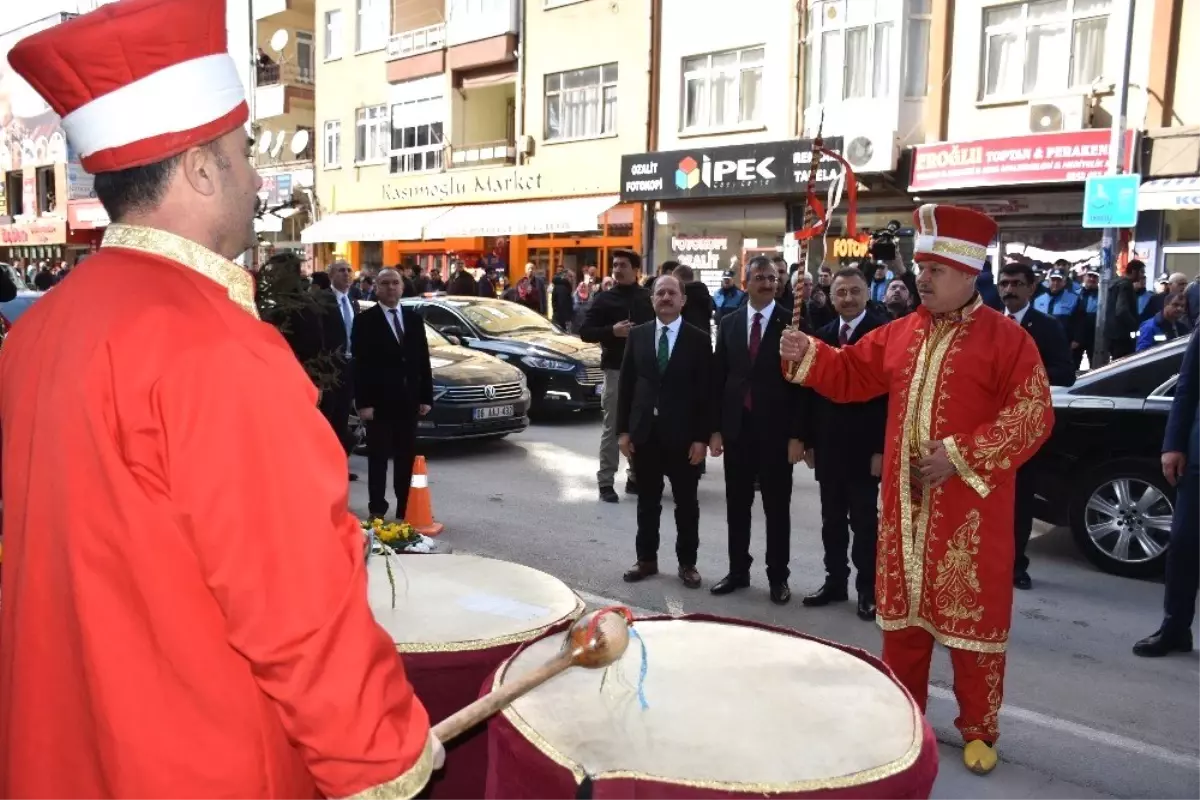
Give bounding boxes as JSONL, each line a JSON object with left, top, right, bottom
{"left": 305, "top": 0, "right": 651, "bottom": 280}
{"left": 253, "top": 0, "right": 318, "bottom": 257}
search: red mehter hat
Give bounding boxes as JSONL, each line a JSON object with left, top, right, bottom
{"left": 7, "top": 0, "right": 248, "bottom": 175}
{"left": 912, "top": 204, "right": 998, "bottom": 274}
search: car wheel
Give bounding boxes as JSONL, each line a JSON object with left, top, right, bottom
{"left": 1068, "top": 458, "right": 1175, "bottom": 579}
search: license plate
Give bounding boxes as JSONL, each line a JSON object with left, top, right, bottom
{"left": 595, "top": 383, "right": 605, "bottom": 396}
{"left": 474, "top": 405, "right": 513, "bottom": 420}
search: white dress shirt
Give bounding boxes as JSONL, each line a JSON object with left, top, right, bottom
{"left": 334, "top": 288, "right": 354, "bottom": 355}
{"left": 746, "top": 300, "right": 775, "bottom": 343}
{"left": 1007, "top": 304, "right": 1030, "bottom": 325}
{"left": 655, "top": 315, "right": 683, "bottom": 359}
{"left": 839, "top": 309, "right": 869, "bottom": 339}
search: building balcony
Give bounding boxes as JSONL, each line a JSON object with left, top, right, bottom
{"left": 387, "top": 23, "right": 446, "bottom": 60}
{"left": 256, "top": 62, "right": 314, "bottom": 88}
{"left": 445, "top": 0, "right": 518, "bottom": 49}
{"left": 449, "top": 140, "right": 516, "bottom": 169}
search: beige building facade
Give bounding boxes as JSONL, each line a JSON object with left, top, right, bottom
{"left": 307, "top": 0, "right": 650, "bottom": 279}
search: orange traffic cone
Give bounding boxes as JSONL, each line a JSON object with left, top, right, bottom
{"left": 406, "top": 456, "right": 444, "bottom": 537}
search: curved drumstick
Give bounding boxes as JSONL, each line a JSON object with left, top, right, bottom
{"left": 431, "top": 607, "right": 632, "bottom": 744}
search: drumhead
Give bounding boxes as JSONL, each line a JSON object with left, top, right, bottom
{"left": 368, "top": 554, "right": 583, "bottom": 652}
{"left": 497, "top": 619, "right": 923, "bottom": 791}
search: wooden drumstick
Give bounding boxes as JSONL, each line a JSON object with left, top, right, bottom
{"left": 431, "top": 607, "right": 631, "bottom": 744}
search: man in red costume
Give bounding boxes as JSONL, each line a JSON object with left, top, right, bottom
{"left": 781, "top": 204, "right": 1053, "bottom": 775}
{"left": 0, "top": 0, "right": 441, "bottom": 796}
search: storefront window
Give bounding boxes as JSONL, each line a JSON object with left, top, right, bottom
{"left": 1163, "top": 210, "right": 1200, "bottom": 244}
{"left": 654, "top": 204, "right": 786, "bottom": 291}
{"left": 360, "top": 241, "right": 384, "bottom": 272}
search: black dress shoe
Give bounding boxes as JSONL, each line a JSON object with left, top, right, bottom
{"left": 599, "top": 486, "right": 619, "bottom": 503}
{"left": 1133, "top": 628, "right": 1194, "bottom": 657}
{"left": 624, "top": 480, "right": 639, "bottom": 496}
{"left": 856, "top": 595, "right": 877, "bottom": 621}
{"left": 802, "top": 584, "right": 849, "bottom": 607}
{"left": 710, "top": 574, "right": 751, "bottom": 595}
{"left": 770, "top": 584, "right": 792, "bottom": 605}
{"left": 623, "top": 561, "right": 658, "bottom": 582}
{"left": 349, "top": 473, "right": 359, "bottom": 482}
{"left": 1014, "top": 571, "right": 1032, "bottom": 590}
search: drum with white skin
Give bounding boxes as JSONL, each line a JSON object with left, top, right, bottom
{"left": 367, "top": 553, "right": 584, "bottom": 799}
{"left": 484, "top": 616, "right": 938, "bottom": 799}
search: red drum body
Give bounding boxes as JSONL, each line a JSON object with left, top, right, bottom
{"left": 368, "top": 554, "right": 583, "bottom": 799}
{"left": 484, "top": 615, "right": 938, "bottom": 799}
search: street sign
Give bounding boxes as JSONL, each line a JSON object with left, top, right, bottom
{"left": 1083, "top": 174, "right": 1141, "bottom": 229}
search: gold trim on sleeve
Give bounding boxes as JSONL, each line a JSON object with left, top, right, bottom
{"left": 102, "top": 223, "right": 260, "bottom": 319}
{"left": 343, "top": 737, "right": 434, "bottom": 800}
{"left": 782, "top": 334, "right": 818, "bottom": 385}
{"left": 943, "top": 436, "right": 990, "bottom": 498}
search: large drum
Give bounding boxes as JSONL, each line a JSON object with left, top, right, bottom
{"left": 368, "top": 553, "right": 584, "bottom": 799}
{"left": 484, "top": 615, "right": 938, "bottom": 799}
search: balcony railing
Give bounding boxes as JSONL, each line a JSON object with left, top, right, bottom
{"left": 445, "top": 0, "right": 518, "bottom": 47}
{"left": 256, "top": 62, "right": 314, "bottom": 87}
{"left": 386, "top": 23, "right": 446, "bottom": 60}
{"left": 449, "top": 140, "right": 516, "bottom": 168}
{"left": 253, "top": 142, "right": 315, "bottom": 168}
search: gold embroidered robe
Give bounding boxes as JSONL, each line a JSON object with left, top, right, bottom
{"left": 784, "top": 299, "right": 1053, "bottom": 652}
{"left": 0, "top": 225, "right": 433, "bottom": 798}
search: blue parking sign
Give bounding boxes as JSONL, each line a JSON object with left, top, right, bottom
{"left": 1083, "top": 174, "right": 1141, "bottom": 229}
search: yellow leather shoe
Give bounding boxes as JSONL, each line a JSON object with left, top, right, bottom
{"left": 963, "top": 740, "right": 998, "bottom": 775}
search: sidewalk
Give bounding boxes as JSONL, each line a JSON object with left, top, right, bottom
{"left": 931, "top": 743, "right": 1114, "bottom": 799}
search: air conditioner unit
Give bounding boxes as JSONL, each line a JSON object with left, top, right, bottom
{"left": 841, "top": 131, "right": 899, "bottom": 173}
{"left": 1028, "top": 95, "right": 1091, "bottom": 133}
{"left": 517, "top": 135, "right": 535, "bottom": 156}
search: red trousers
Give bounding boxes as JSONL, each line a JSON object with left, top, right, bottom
{"left": 882, "top": 626, "right": 1006, "bottom": 743}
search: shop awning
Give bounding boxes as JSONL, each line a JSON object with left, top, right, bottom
{"left": 423, "top": 195, "right": 620, "bottom": 239}
{"left": 300, "top": 207, "right": 453, "bottom": 244}
{"left": 1138, "top": 177, "right": 1200, "bottom": 211}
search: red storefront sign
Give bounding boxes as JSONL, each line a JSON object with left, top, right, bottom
{"left": 909, "top": 130, "right": 1137, "bottom": 192}
{"left": 68, "top": 199, "right": 111, "bottom": 230}
{"left": 0, "top": 217, "right": 67, "bottom": 246}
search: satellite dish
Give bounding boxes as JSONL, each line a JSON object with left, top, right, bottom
{"left": 270, "top": 134, "right": 285, "bottom": 159}
{"left": 289, "top": 129, "right": 310, "bottom": 156}
{"left": 258, "top": 131, "right": 273, "bottom": 154}
{"left": 269, "top": 29, "right": 289, "bottom": 53}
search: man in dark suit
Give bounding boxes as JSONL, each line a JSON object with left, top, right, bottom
{"left": 800, "top": 267, "right": 889, "bottom": 619}
{"left": 321, "top": 259, "right": 361, "bottom": 481}
{"left": 617, "top": 275, "right": 712, "bottom": 589}
{"left": 997, "top": 263, "right": 1076, "bottom": 590}
{"left": 351, "top": 268, "right": 434, "bottom": 522}
{"left": 708, "top": 256, "right": 807, "bottom": 605}
{"left": 1135, "top": 329, "right": 1199, "bottom": 657}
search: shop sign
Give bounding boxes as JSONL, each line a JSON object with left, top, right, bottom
{"left": 260, "top": 172, "right": 296, "bottom": 207}
{"left": 830, "top": 237, "right": 870, "bottom": 259}
{"left": 909, "top": 130, "right": 1137, "bottom": 192}
{"left": 619, "top": 138, "right": 845, "bottom": 202}
{"left": 381, "top": 168, "right": 545, "bottom": 204}
{"left": 68, "top": 199, "right": 110, "bottom": 230}
{"left": 672, "top": 236, "right": 734, "bottom": 280}
{"left": 67, "top": 144, "right": 96, "bottom": 200}
{"left": 0, "top": 217, "right": 67, "bottom": 245}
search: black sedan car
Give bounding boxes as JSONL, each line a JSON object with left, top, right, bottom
{"left": 350, "top": 322, "right": 530, "bottom": 447}
{"left": 401, "top": 295, "right": 604, "bottom": 412}
{"left": 1033, "top": 337, "right": 1187, "bottom": 578}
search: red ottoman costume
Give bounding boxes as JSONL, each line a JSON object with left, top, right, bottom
{"left": 0, "top": 1, "right": 433, "bottom": 796}
{"left": 783, "top": 205, "right": 1053, "bottom": 759}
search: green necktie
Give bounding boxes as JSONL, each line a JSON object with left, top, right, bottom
{"left": 657, "top": 325, "right": 670, "bottom": 373}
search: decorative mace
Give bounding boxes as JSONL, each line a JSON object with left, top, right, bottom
{"left": 788, "top": 109, "right": 864, "bottom": 331}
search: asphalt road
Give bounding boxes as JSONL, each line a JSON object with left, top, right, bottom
{"left": 349, "top": 413, "right": 1200, "bottom": 799}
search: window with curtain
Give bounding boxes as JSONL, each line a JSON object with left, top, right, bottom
{"left": 354, "top": 105, "right": 388, "bottom": 163}
{"left": 356, "top": 0, "right": 388, "bottom": 53}
{"left": 904, "top": 0, "right": 931, "bottom": 97}
{"left": 544, "top": 63, "right": 618, "bottom": 141}
{"left": 389, "top": 95, "right": 444, "bottom": 174}
{"left": 324, "top": 10, "right": 343, "bottom": 60}
{"left": 680, "top": 46, "right": 764, "bottom": 131}
{"left": 980, "top": 0, "right": 1110, "bottom": 100}
{"left": 843, "top": 23, "right": 892, "bottom": 100}
{"left": 819, "top": 31, "right": 840, "bottom": 103}
{"left": 323, "top": 120, "right": 341, "bottom": 168}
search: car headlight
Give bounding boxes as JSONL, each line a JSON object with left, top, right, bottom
{"left": 521, "top": 355, "right": 574, "bottom": 371}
